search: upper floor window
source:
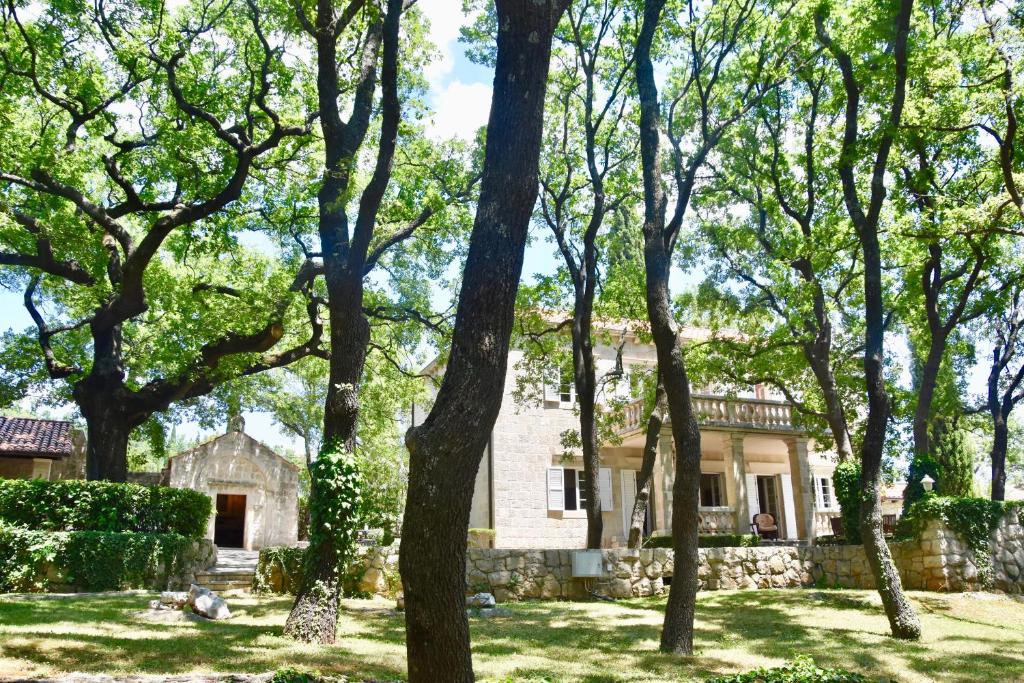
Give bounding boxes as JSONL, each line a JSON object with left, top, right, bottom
{"left": 700, "top": 473, "right": 725, "bottom": 507}
{"left": 544, "top": 362, "right": 576, "bottom": 407}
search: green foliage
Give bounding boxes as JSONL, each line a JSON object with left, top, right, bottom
{"left": 270, "top": 667, "right": 341, "bottom": 683}
{"left": 705, "top": 656, "right": 873, "bottom": 683}
{"left": 905, "top": 421, "right": 976, "bottom": 508}
{"left": 896, "top": 495, "right": 1020, "bottom": 588}
{"left": 0, "top": 522, "right": 193, "bottom": 592}
{"left": 304, "top": 445, "right": 366, "bottom": 587}
{"left": 833, "top": 460, "right": 863, "bottom": 545}
{"left": 254, "top": 545, "right": 306, "bottom": 595}
{"left": 0, "top": 479, "right": 211, "bottom": 538}
{"left": 643, "top": 534, "right": 761, "bottom": 549}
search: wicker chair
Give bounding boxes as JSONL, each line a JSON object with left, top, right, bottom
{"left": 750, "top": 512, "right": 779, "bottom": 540}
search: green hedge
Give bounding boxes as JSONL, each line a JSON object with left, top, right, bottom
{"left": 706, "top": 656, "right": 874, "bottom": 683}
{"left": 0, "top": 479, "right": 211, "bottom": 538}
{"left": 644, "top": 534, "right": 761, "bottom": 549}
{"left": 0, "top": 522, "right": 195, "bottom": 592}
{"left": 832, "top": 460, "right": 862, "bottom": 545}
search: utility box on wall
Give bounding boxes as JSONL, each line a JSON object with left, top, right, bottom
{"left": 571, "top": 550, "right": 604, "bottom": 578}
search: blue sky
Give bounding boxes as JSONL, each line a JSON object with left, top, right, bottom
{"left": 0, "top": 6, "right": 556, "bottom": 453}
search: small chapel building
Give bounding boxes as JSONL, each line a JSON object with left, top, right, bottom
{"left": 165, "top": 417, "right": 300, "bottom": 550}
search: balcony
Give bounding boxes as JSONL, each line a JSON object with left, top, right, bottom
{"left": 617, "top": 394, "right": 797, "bottom": 436}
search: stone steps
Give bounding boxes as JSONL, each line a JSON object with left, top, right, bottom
{"left": 193, "top": 548, "right": 259, "bottom": 593}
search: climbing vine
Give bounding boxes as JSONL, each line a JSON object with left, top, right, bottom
{"left": 832, "top": 460, "right": 862, "bottom": 544}
{"left": 897, "top": 495, "right": 1020, "bottom": 588}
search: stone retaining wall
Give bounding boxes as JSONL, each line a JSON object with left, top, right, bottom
{"left": 465, "top": 511, "right": 1024, "bottom": 600}
{"left": 260, "top": 512, "right": 1024, "bottom": 601}
{"left": 34, "top": 538, "right": 216, "bottom": 593}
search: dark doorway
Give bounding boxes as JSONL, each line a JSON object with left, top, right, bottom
{"left": 214, "top": 494, "right": 246, "bottom": 548}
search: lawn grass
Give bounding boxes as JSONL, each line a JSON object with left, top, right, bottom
{"left": 0, "top": 589, "right": 1021, "bottom": 682}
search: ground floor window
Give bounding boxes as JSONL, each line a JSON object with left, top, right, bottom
{"left": 700, "top": 472, "right": 724, "bottom": 507}
{"left": 564, "top": 468, "right": 588, "bottom": 511}
{"left": 816, "top": 476, "right": 835, "bottom": 509}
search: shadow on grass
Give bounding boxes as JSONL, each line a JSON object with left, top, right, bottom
{"left": 2, "top": 589, "right": 1023, "bottom": 682}
{"left": 0, "top": 593, "right": 405, "bottom": 681}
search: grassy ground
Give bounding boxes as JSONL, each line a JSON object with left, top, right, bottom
{"left": 0, "top": 589, "right": 1021, "bottom": 682}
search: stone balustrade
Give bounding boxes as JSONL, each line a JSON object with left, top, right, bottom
{"left": 617, "top": 394, "right": 796, "bottom": 435}
{"left": 699, "top": 508, "right": 737, "bottom": 534}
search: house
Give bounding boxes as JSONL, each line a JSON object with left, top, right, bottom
{"left": 162, "top": 416, "right": 300, "bottom": 550}
{"left": 417, "top": 327, "right": 842, "bottom": 549}
{"left": 0, "top": 416, "right": 86, "bottom": 480}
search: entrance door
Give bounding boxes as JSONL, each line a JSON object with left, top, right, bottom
{"left": 214, "top": 494, "right": 246, "bottom": 548}
{"left": 756, "top": 475, "right": 781, "bottom": 531}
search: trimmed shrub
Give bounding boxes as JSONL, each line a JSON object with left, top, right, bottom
{"left": 644, "top": 534, "right": 761, "bottom": 549}
{"left": 0, "top": 479, "right": 211, "bottom": 537}
{"left": 706, "top": 656, "right": 874, "bottom": 683}
{"left": 0, "top": 522, "right": 196, "bottom": 592}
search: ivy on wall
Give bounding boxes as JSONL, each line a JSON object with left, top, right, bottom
{"left": 897, "top": 495, "right": 1024, "bottom": 588}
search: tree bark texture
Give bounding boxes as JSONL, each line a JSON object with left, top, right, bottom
{"left": 398, "top": 2, "right": 567, "bottom": 680}
{"left": 284, "top": 0, "right": 403, "bottom": 644}
{"left": 635, "top": 0, "right": 704, "bottom": 656}
{"left": 628, "top": 375, "right": 667, "bottom": 549}
{"left": 816, "top": 0, "right": 921, "bottom": 640}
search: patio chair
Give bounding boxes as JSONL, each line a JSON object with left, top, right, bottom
{"left": 882, "top": 514, "right": 897, "bottom": 535}
{"left": 750, "top": 512, "right": 779, "bottom": 540}
{"left": 829, "top": 516, "right": 843, "bottom": 537}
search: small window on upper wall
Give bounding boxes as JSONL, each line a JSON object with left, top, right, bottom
{"left": 699, "top": 473, "right": 724, "bottom": 507}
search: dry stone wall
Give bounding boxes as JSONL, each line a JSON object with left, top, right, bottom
{"left": 261, "top": 512, "right": 1024, "bottom": 601}
{"left": 464, "top": 511, "right": 1024, "bottom": 601}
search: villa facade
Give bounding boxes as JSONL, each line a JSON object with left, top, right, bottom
{"left": 421, "top": 329, "right": 843, "bottom": 549}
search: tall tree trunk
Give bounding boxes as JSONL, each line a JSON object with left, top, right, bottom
{"left": 573, "top": 310, "right": 604, "bottom": 549}
{"left": 991, "top": 415, "right": 1008, "bottom": 501}
{"left": 628, "top": 374, "right": 667, "bottom": 549}
{"left": 647, "top": 237, "right": 703, "bottom": 655}
{"left": 284, "top": 273, "right": 368, "bottom": 643}
{"left": 912, "top": 337, "right": 945, "bottom": 463}
{"left": 636, "top": 0, "right": 703, "bottom": 656}
{"left": 817, "top": 0, "right": 921, "bottom": 640}
{"left": 78, "top": 393, "right": 133, "bottom": 482}
{"left": 399, "top": 3, "right": 566, "bottom": 680}
{"left": 805, "top": 338, "right": 853, "bottom": 462}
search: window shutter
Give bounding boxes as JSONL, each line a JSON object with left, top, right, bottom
{"left": 621, "top": 470, "right": 637, "bottom": 533}
{"left": 745, "top": 474, "right": 760, "bottom": 520}
{"left": 547, "top": 467, "right": 564, "bottom": 511}
{"left": 815, "top": 477, "right": 825, "bottom": 509}
{"left": 780, "top": 475, "right": 798, "bottom": 540}
{"left": 600, "top": 467, "right": 614, "bottom": 512}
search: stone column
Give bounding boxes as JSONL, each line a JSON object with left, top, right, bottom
{"left": 786, "top": 436, "right": 815, "bottom": 542}
{"left": 731, "top": 434, "right": 749, "bottom": 534}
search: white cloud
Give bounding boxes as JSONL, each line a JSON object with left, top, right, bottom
{"left": 427, "top": 80, "right": 491, "bottom": 141}
{"left": 417, "top": 0, "right": 470, "bottom": 90}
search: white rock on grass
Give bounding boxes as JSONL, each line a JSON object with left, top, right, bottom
{"left": 160, "top": 591, "right": 189, "bottom": 608}
{"left": 188, "top": 584, "right": 232, "bottom": 620}
{"left": 467, "top": 592, "right": 496, "bottom": 608}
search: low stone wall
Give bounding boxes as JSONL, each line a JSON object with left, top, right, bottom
{"left": 259, "top": 512, "right": 1024, "bottom": 602}
{"left": 465, "top": 511, "right": 1024, "bottom": 600}
{"left": 22, "top": 538, "right": 216, "bottom": 593}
